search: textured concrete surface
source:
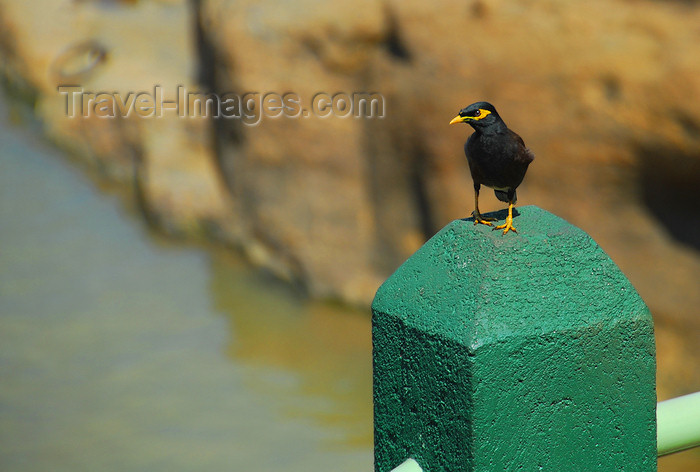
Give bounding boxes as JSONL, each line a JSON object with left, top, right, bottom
{"left": 372, "top": 206, "right": 656, "bottom": 471}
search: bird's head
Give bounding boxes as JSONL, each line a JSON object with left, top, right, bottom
{"left": 449, "top": 101, "right": 504, "bottom": 130}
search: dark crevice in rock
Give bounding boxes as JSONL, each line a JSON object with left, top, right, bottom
{"left": 470, "top": 0, "right": 489, "bottom": 19}
{"left": 364, "top": 112, "right": 418, "bottom": 273}
{"left": 382, "top": 4, "right": 412, "bottom": 62}
{"left": 128, "top": 136, "right": 157, "bottom": 230}
{"left": 364, "top": 111, "right": 436, "bottom": 276}
{"left": 0, "top": 9, "right": 40, "bottom": 111}
{"left": 300, "top": 35, "right": 323, "bottom": 62}
{"left": 636, "top": 144, "right": 700, "bottom": 250}
{"left": 409, "top": 139, "right": 437, "bottom": 240}
{"left": 190, "top": 0, "right": 215, "bottom": 91}
{"left": 673, "top": 111, "right": 700, "bottom": 141}
{"left": 601, "top": 74, "right": 622, "bottom": 102}
{"left": 189, "top": 0, "right": 243, "bottom": 195}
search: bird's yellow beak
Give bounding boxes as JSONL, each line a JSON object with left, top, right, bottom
{"left": 450, "top": 108, "right": 492, "bottom": 124}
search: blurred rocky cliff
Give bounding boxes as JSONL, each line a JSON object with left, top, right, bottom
{"left": 1, "top": 0, "right": 699, "bottom": 391}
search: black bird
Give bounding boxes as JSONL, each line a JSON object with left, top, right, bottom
{"left": 450, "top": 102, "right": 534, "bottom": 234}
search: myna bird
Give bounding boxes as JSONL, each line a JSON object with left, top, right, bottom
{"left": 450, "top": 102, "right": 534, "bottom": 234}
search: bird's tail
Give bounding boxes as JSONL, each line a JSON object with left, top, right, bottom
{"left": 495, "top": 189, "right": 516, "bottom": 203}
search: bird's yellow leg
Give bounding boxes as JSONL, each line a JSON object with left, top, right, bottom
{"left": 495, "top": 202, "right": 517, "bottom": 234}
{"left": 472, "top": 189, "right": 495, "bottom": 226}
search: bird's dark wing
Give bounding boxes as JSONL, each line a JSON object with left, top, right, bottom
{"left": 466, "top": 131, "right": 532, "bottom": 187}
{"left": 510, "top": 130, "right": 535, "bottom": 165}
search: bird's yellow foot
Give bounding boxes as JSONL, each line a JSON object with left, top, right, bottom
{"left": 495, "top": 217, "right": 517, "bottom": 234}
{"left": 472, "top": 211, "right": 495, "bottom": 226}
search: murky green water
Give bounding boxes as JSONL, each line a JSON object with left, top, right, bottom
{"left": 0, "top": 97, "right": 372, "bottom": 471}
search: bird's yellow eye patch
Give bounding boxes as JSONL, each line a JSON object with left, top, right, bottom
{"left": 470, "top": 109, "right": 491, "bottom": 120}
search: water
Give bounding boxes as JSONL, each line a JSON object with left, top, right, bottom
{"left": 0, "top": 97, "right": 372, "bottom": 471}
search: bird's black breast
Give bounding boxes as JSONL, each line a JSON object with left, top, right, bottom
{"left": 465, "top": 129, "right": 534, "bottom": 191}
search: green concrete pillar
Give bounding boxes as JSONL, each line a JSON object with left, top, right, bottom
{"left": 372, "top": 206, "right": 656, "bottom": 471}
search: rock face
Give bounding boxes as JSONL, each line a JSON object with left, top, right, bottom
{"left": 0, "top": 0, "right": 230, "bottom": 235}
{"left": 199, "top": 0, "right": 700, "bottom": 318}
{"left": 198, "top": 0, "right": 405, "bottom": 303}
{"left": 1, "top": 0, "right": 699, "bottom": 318}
